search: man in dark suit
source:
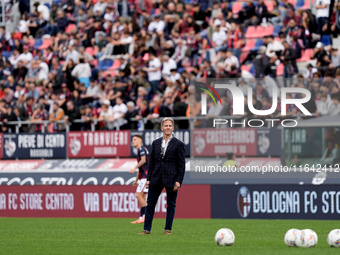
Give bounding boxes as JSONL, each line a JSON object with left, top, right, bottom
{"left": 139, "top": 117, "right": 185, "bottom": 235}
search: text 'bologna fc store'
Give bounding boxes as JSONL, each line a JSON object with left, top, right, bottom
{"left": 1, "top": 184, "right": 340, "bottom": 220}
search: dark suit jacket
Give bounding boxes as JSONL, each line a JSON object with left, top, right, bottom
{"left": 147, "top": 136, "right": 185, "bottom": 187}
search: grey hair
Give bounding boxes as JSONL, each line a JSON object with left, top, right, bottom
{"left": 126, "top": 101, "right": 135, "bottom": 107}
{"left": 161, "top": 117, "right": 174, "bottom": 127}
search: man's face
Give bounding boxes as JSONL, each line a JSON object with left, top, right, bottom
{"left": 161, "top": 120, "right": 174, "bottom": 136}
{"left": 132, "top": 136, "right": 142, "bottom": 148}
{"left": 116, "top": 97, "right": 122, "bottom": 105}
{"left": 26, "top": 99, "right": 33, "bottom": 106}
{"left": 67, "top": 103, "right": 74, "bottom": 110}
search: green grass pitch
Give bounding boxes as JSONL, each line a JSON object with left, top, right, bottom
{"left": 0, "top": 218, "right": 339, "bottom": 254}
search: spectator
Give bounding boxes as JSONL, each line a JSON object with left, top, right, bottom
{"left": 123, "top": 101, "right": 138, "bottom": 130}
{"left": 225, "top": 49, "right": 240, "bottom": 72}
{"left": 211, "top": 19, "right": 227, "bottom": 53}
{"left": 18, "top": 45, "right": 33, "bottom": 68}
{"left": 65, "top": 101, "right": 81, "bottom": 131}
{"left": 3, "top": 85, "right": 14, "bottom": 104}
{"left": 81, "top": 104, "right": 95, "bottom": 131}
{"left": 162, "top": 52, "right": 177, "bottom": 77}
{"left": 305, "top": 63, "right": 319, "bottom": 79}
{"left": 315, "top": 0, "right": 331, "bottom": 34}
{"left": 313, "top": 42, "right": 331, "bottom": 74}
{"left": 97, "top": 99, "right": 114, "bottom": 130}
{"left": 328, "top": 96, "right": 340, "bottom": 115}
{"left": 49, "top": 102, "right": 66, "bottom": 132}
{"left": 112, "top": 97, "right": 128, "bottom": 129}
{"left": 2, "top": 105, "right": 16, "bottom": 133}
{"left": 171, "top": 39, "right": 188, "bottom": 68}
{"left": 71, "top": 57, "right": 91, "bottom": 88}
{"left": 31, "top": 104, "right": 47, "bottom": 133}
{"left": 56, "top": 10, "right": 69, "bottom": 33}
{"left": 316, "top": 94, "right": 332, "bottom": 115}
{"left": 227, "top": 22, "right": 245, "bottom": 58}
{"left": 281, "top": 41, "right": 298, "bottom": 84}
{"left": 145, "top": 49, "right": 161, "bottom": 95}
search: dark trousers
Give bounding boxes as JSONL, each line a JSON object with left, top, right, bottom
{"left": 149, "top": 80, "right": 160, "bottom": 95}
{"left": 317, "top": 17, "right": 328, "bottom": 34}
{"left": 144, "top": 179, "right": 178, "bottom": 232}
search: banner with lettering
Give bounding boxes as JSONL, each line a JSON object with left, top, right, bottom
{"left": 193, "top": 128, "right": 257, "bottom": 156}
{"left": 212, "top": 184, "right": 340, "bottom": 220}
{"left": 130, "top": 130, "right": 191, "bottom": 157}
{"left": 2, "top": 133, "right": 66, "bottom": 159}
{"left": 0, "top": 185, "right": 211, "bottom": 218}
{"left": 68, "top": 131, "right": 130, "bottom": 158}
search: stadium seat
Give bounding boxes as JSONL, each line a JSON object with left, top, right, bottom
{"left": 241, "top": 65, "right": 250, "bottom": 72}
{"left": 29, "top": 38, "right": 35, "bottom": 47}
{"left": 90, "top": 59, "right": 98, "bottom": 67}
{"left": 249, "top": 65, "right": 255, "bottom": 76}
{"left": 277, "top": 63, "right": 284, "bottom": 76}
{"left": 98, "top": 59, "right": 113, "bottom": 70}
{"left": 288, "top": 0, "right": 296, "bottom": 6}
{"left": 85, "top": 47, "right": 94, "bottom": 56}
{"left": 52, "top": 0, "right": 63, "bottom": 5}
{"left": 38, "top": 38, "right": 52, "bottom": 50}
{"left": 34, "top": 39, "right": 43, "bottom": 49}
{"left": 65, "top": 24, "right": 77, "bottom": 34}
{"left": 241, "top": 39, "right": 256, "bottom": 51}
{"left": 245, "top": 26, "right": 256, "bottom": 39}
{"left": 301, "top": 0, "right": 310, "bottom": 9}
{"left": 108, "top": 59, "right": 121, "bottom": 70}
{"left": 265, "top": 1, "right": 274, "bottom": 11}
{"left": 239, "top": 52, "right": 249, "bottom": 64}
{"left": 255, "top": 26, "right": 266, "bottom": 38}
{"left": 103, "top": 70, "right": 115, "bottom": 77}
{"left": 297, "top": 49, "right": 313, "bottom": 62}
{"left": 2, "top": 51, "right": 11, "bottom": 59}
{"left": 44, "top": 3, "right": 51, "bottom": 10}
{"left": 186, "top": 67, "right": 193, "bottom": 73}
{"left": 232, "top": 2, "right": 243, "bottom": 14}
{"left": 296, "top": 0, "right": 304, "bottom": 8}
{"left": 263, "top": 26, "right": 274, "bottom": 36}
{"left": 273, "top": 25, "right": 282, "bottom": 37}
{"left": 251, "top": 39, "right": 263, "bottom": 51}
{"left": 321, "top": 35, "right": 332, "bottom": 46}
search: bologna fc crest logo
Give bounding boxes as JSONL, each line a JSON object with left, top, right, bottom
{"left": 237, "top": 186, "right": 251, "bottom": 218}
{"left": 4, "top": 138, "right": 16, "bottom": 157}
{"left": 69, "top": 137, "right": 81, "bottom": 156}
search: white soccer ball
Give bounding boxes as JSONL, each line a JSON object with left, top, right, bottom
{"left": 284, "top": 228, "right": 300, "bottom": 247}
{"left": 327, "top": 229, "right": 340, "bottom": 247}
{"left": 215, "top": 228, "right": 235, "bottom": 246}
{"left": 296, "top": 229, "right": 318, "bottom": 248}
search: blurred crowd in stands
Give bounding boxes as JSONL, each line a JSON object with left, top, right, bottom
{"left": 0, "top": 0, "right": 340, "bottom": 132}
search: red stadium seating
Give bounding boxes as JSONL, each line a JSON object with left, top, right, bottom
{"left": 297, "top": 49, "right": 313, "bottom": 62}
{"left": 288, "top": 0, "right": 296, "bottom": 6}
{"left": 65, "top": 24, "right": 77, "bottom": 34}
{"left": 239, "top": 52, "right": 249, "bottom": 64}
{"left": 265, "top": 1, "right": 274, "bottom": 11}
{"left": 241, "top": 65, "right": 250, "bottom": 72}
{"left": 85, "top": 47, "right": 94, "bottom": 56}
{"left": 245, "top": 26, "right": 256, "bottom": 39}
{"left": 38, "top": 38, "right": 52, "bottom": 50}
{"left": 241, "top": 39, "right": 255, "bottom": 51}
{"left": 277, "top": 63, "right": 284, "bottom": 76}
{"left": 245, "top": 26, "right": 273, "bottom": 39}
{"left": 264, "top": 26, "right": 274, "bottom": 36}
{"left": 108, "top": 59, "right": 122, "bottom": 70}
{"left": 232, "top": 2, "right": 243, "bottom": 14}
